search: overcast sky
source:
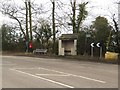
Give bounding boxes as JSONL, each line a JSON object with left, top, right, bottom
{"left": 0, "top": 0, "right": 119, "bottom": 27}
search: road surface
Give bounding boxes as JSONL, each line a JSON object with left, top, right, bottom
{"left": 2, "top": 55, "right": 118, "bottom": 88}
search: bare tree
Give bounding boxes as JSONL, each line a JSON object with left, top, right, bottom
{"left": 0, "top": 0, "right": 45, "bottom": 40}
{"left": 0, "top": 1, "right": 26, "bottom": 38}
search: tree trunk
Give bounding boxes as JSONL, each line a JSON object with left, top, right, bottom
{"left": 28, "top": 1, "right": 32, "bottom": 42}
{"left": 73, "top": 0, "right": 76, "bottom": 33}
{"left": 52, "top": 1, "right": 56, "bottom": 54}
{"left": 25, "top": 1, "right": 29, "bottom": 42}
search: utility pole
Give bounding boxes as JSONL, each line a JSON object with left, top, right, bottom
{"left": 71, "top": 0, "right": 76, "bottom": 33}
{"left": 52, "top": 0, "right": 56, "bottom": 54}
{"left": 28, "top": 0, "right": 32, "bottom": 41}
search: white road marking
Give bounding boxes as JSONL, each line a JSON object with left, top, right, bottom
{"left": 38, "top": 67, "right": 69, "bottom": 75}
{"left": 12, "top": 67, "right": 70, "bottom": 75}
{"left": 10, "top": 68, "right": 74, "bottom": 88}
{"left": 38, "top": 67, "right": 106, "bottom": 83}
{"left": 11, "top": 68, "right": 37, "bottom": 69}
{"left": 36, "top": 74, "right": 70, "bottom": 76}
{"left": 11, "top": 67, "right": 106, "bottom": 83}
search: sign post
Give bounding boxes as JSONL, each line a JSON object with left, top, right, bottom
{"left": 29, "top": 41, "right": 33, "bottom": 52}
{"left": 97, "top": 43, "right": 102, "bottom": 59}
{"left": 90, "top": 43, "right": 94, "bottom": 57}
{"left": 100, "top": 47, "right": 102, "bottom": 59}
{"left": 26, "top": 41, "right": 29, "bottom": 53}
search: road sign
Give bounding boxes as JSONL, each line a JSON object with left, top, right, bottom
{"left": 91, "top": 43, "right": 95, "bottom": 47}
{"left": 96, "top": 43, "right": 101, "bottom": 47}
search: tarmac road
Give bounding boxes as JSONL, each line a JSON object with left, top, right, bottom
{"left": 2, "top": 55, "right": 118, "bottom": 88}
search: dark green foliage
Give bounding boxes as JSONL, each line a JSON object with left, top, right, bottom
{"left": 93, "top": 16, "right": 111, "bottom": 43}
{"left": 55, "top": 40, "right": 58, "bottom": 55}
{"left": 70, "top": 2, "right": 88, "bottom": 33}
{"left": 113, "top": 31, "right": 120, "bottom": 53}
{"left": 92, "top": 16, "right": 112, "bottom": 55}
{"left": 1, "top": 24, "right": 14, "bottom": 51}
{"left": 77, "top": 31, "right": 86, "bottom": 55}
{"left": 77, "top": 16, "right": 115, "bottom": 56}
{"left": 33, "top": 21, "right": 53, "bottom": 53}
{"left": 77, "top": 31, "right": 94, "bottom": 55}
{"left": 1, "top": 24, "right": 25, "bottom": 52}
{"left": 76, "top": 2, "right": 88, "bottom": 33}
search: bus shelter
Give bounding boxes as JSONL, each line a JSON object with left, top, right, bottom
{"left": 58, "top": 34, "right": 78, "bottom": 56}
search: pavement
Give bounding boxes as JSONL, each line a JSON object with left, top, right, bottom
{"left": 1, "top": 55, "right": 118, "bottom": 88}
